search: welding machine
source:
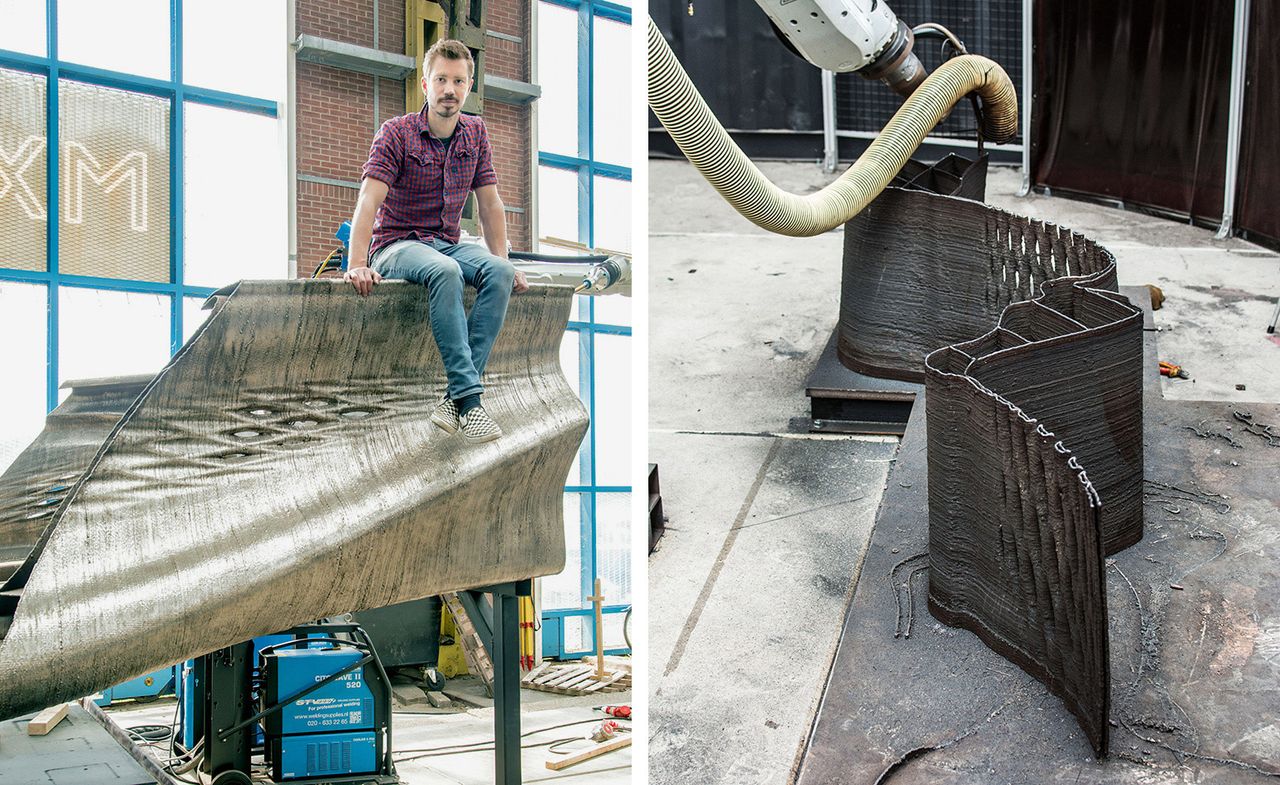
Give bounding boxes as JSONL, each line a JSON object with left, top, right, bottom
{"left": 260, "top": 643, "right": 389, "bottom": 781}
{"left": 181, "top": 623, "right": 397, "bottom": 785}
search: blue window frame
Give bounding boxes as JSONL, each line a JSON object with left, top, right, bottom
{"left": 537, "top": 0, "right": 633, "bottom": 659}
{"left": 0, "top": 0, "right": 281, "bottom": 463}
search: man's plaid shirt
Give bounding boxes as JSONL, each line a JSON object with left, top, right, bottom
{"left": 361, "top": 106, "right": 498, "bottom": 258}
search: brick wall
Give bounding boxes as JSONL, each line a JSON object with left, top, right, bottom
{"left": 295, "top": 0, "right": 532, "bottom": 278}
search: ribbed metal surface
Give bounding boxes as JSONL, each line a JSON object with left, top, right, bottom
{"left": 839, "top": 188, "right": 1111, "bottom": 382}
{"left": 925, "top": 271, "right": 1143, "bottom": 757}
{"left": 837, "top": 185, "right": 1142, "bottom": 756}
{"left": 0, "top": 67, "right": 48, "bottom": 272}
{"left": 840, "top": 187, "right": 1143, "bottom": 555}
{"left": 0, "top": 281, "right": 587, "bottom": 721}
{"left": 57, "top": 79, "right": 170, "bottom": 282}
{"left": 836, "top": 0, "right": 1023, "bottom": 144}
{"left": 0, "top": 376, "right": 149, "bottom": 580}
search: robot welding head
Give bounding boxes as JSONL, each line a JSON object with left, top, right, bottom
{"left": 755, "top": 0, "right": 927, "bottom": 96}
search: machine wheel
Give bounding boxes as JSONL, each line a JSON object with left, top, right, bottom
{"left": 211, "top": 771, "right": 253, "bottom": 785}
{"left": 422, "top": 666, "right": 446, "bottom": 692}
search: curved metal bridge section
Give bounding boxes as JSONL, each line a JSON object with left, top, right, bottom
{"left": 0, "top": 281, "right": 588, "bottom": 722}
{"left": 840, "top": 188, "right": 1144, "bottom": 757}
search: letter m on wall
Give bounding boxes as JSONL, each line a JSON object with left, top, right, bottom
{"left": 64, "top": 141, "right": 148, "bottom": 231}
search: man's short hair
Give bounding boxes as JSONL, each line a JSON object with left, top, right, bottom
{"left": 425, "top": 39, "right": 474, "bottom": 77}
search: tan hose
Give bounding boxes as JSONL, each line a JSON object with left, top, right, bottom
{"left": 647, "top": 18, "right": 1018, "bottom": 237}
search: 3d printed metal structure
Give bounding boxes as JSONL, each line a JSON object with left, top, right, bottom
{"left": 925, "top": 281, "right": 1142, "bottom": 758}
{"left": 0, "top": 281, "right": 588, "bottom": 722}
{"left": 837, "top": 187, "right": 1142, "bottom": 756}
{"left": 839, "top": 188, "right": 1144, "bottom": 556}
{"left": 653, "top": 0, "right": 1144, "bottom": 746}
{"left": 0, "top": 376, "right": 151, "bottom": 592}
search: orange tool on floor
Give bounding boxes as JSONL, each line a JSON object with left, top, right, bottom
{"left": 1159, "top": 361, "right": 1190, "bottom": 379}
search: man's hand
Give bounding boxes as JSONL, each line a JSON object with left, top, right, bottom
{"left": 512, "top": 270, "right": 529, "bottom": 294}
{"left": 344, "top": 265, "right": 382, "bottom": 296}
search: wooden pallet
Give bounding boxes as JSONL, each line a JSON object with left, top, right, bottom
{"left": 521, "top": 659, "right": 632, "bottom": 696}
{"left": 442, "top": 592, "right": 494, "bottom": 695}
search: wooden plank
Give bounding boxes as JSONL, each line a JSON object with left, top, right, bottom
{"left": 522, "top": 660, "right": 635, "bottom": 695}
{"left": 542, "top": 665, "right": 592, "bottom": 687}
{"left": 27, "top": 703, "right": 69, "bottom": 736}
{"left": 442, "top": 592, "right": 495, "bottom": 695}
{"left": 538, "top": 665, "right": 580, "bottom": 680}
{"left": 529, "top": 684, "right": 568, "bottom": 695}
{"left": 545, "top": 736, "right": 632, "bottom": 771}
{"left": 558, "top": 670, "right": 601, "bottom": 689}
{"left": 521, "top": 661, "right": 552, "bottom": 684}
{"left": 587, "top": 578, "right": 606, "bottom": 680}
{"left": 578, "top": 655, "right": 631, "bottom": 673}
{"left": 582, "top": 672, "right": 626, "bottom": 693}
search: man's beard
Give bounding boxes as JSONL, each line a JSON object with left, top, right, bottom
{"left": 432, "top": 97, "right": 459, "bottom": 116}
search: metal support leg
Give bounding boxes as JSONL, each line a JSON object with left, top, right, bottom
{"left": 201, "top": 642, "right": 253, "bottom": 782}
{"left": 1268, "top": 297, "right": 1280, "bottom": 334}
{"left": 491, "top": 582, "right": 527, "bottom": 785}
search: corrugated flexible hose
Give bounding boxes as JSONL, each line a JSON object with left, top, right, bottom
{"left": 647, "top": 18, "right": 1019, "bottom": 237}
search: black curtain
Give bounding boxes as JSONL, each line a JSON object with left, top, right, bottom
{"left": 649, "top": 0, "right": 825, "bottom": 157}
{"left": 1032, "top": 0, "right": 1233, "bottom": 222}
{"left": 1236, "top": 0, "right": 1280, "bottom": 247}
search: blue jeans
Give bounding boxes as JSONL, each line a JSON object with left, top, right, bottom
{"left": 370, "top": 237, "right": 515, "bottom": 400}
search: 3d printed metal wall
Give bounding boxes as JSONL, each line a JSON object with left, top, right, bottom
{"left": 0, "top": 281, "right": 588, "bottom": 722}
{"left": 841, "top": 188, "right": 1143, "bottom": 756}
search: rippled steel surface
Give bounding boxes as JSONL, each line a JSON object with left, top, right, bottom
{"left": 0, "top": 376, "right": 150, "bottom": 585}
{"left": 840, "top": 188, "right": 1143, "bottom": 555}
{"left": 0, "top": 281, "right": 587, "bottom": 721}
{"left": 925, "top": 281, "right": 1142, "bottom": 758}
{"left": 838, "top": 188, "right": 1118, "bottom": 384}
{"left": 841, "top": 188, "right": 1143, "bottom": 756}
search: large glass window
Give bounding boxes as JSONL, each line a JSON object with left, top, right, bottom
{"left": 0, "top": 67, "right": 48, "bottom": 272}
{"left": 535, "top": 4, "right": 580, "bottom": 159}
{"left": 58, "top": 287, "right": 170, "bottom": 384}
{"left": 535, "top": 0, "right": 633, "bottom": 659}
{"left": 58, "top": 79, "right": 171, "bottom": 282}
{"left": 57, "top": 0, "right": 170, "bottom": 80}
{"left": 184, "top": 103, "right": 286, "bottom": 288}
{"left": 183, "top": 0, "right": 287, "bottom": 102}
{"left": 0, "top": 281, "right": 48, "bottom": 470}
{"left": 0, "top": 1, "right": 285, "bottom": 475}
{"left": 0, "top": 0, "right": 46, "bottom": 57}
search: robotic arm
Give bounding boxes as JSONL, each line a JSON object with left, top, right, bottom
{"left": 647, "top": 3, "right": 1017, "bottom": 236}
{"left": 753, "top": 0, "right": 926, "bottom": 95}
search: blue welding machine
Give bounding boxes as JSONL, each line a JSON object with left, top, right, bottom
{"left": 261, "top": 643, "right": 391, "bottom": 781}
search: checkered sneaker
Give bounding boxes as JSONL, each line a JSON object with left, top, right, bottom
{"left": 430, "top": 397, "right": 460, "bottom": 433}
{"left": 459, "top": 406, "right": 503, "bottom": 443}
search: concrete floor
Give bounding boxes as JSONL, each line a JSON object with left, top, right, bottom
{"left": 647, "top": 158, "right": 1280, "bottom": 785}
{"left": 103, "top": 680, "right": 631, "bottom": 784}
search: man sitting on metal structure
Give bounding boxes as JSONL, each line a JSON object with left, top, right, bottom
{"left": 345, "top": 38, "right": 528, "bottom": 444}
